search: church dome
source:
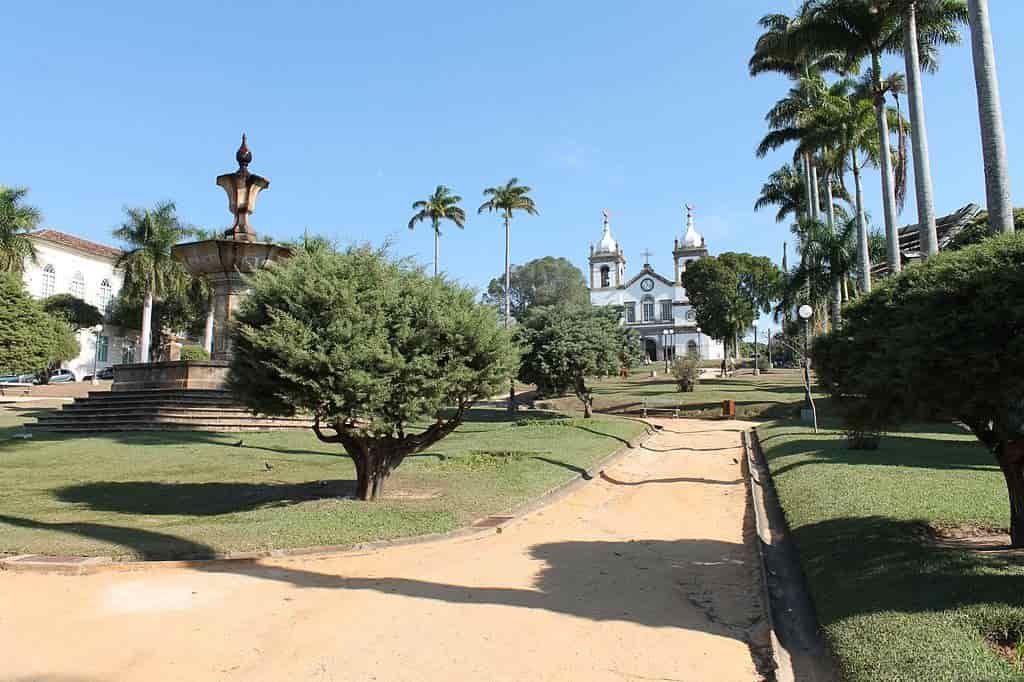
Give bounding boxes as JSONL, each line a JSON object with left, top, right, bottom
{"left": 595, "top": 210, "right": 619, "bottom": 254}
{"left": 681, "top": 204, "right": 703, "bottom": 248}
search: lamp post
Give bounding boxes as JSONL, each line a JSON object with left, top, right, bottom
{"left": 661, "top": 329, "right": 673, "bottom": 372}
{"left": 90, "top": 324, "right": 104, "bottom": 386}
{"left": 696, "top": 326, "right": 702, "bottom": 359}
{"left": 764, "top": 328, "right": 773, "bottom": 369}
{"left": 753, "top": 322, "right": 760, "bottom": 377}
{"left": 797, "top": 304, "right": 818, "bottom": 432}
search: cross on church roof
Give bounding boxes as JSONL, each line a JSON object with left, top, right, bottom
{"left": 641, "top": 249, "right": 653, "bottom": 265}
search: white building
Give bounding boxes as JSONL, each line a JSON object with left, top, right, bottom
{"left": 588, "top": 207, "right": 725, "bottom": 362}
{"left": 23, "top": 230, "right": 139, "bottom": 380}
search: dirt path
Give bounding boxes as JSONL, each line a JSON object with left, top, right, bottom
{"left": 1, "top": 419, "right": 768, "bottom": 682}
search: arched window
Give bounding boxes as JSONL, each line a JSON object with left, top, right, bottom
{"left": 41, "top": 265, "right": 56, "bottom": 297}
{"left": 70, "top": 271, "right": 85, "bottom": 298}
{"left": 687, "top": 340, "right": 699, "bottom": 356}
{"left": 99, "top": 279, "right": 113, "bottom": 315}
{"left": 600, "top": 265, "right": 610, "bottom": 288}
{"left": 660, "top": 299, "right": 672, "bottom": 321}
{"left": 641, "top": 296, "right": 655, "bottom": 322}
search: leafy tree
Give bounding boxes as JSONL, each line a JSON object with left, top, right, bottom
{"left": 0, "top": 187, "right": 41, "bottom": 273}
{"left": 228, "top": 243, "right": 516, "bottom": 501}
{"left": 0, "top": 274, "right": 78, "bottom": 375}
{"left": 407, "top": 185, "right": 466, "bottom": 277}
{"left": 812, "top": 232, "right": 1024, "bottom": 546}
{"left": 41, "top": 294, "right": 103, "bottom": 331}
{"left": 517, "top": 305, "right": 638, "bottom": 418}
{"left": 113, "top": 201, "right": 194, "bottom": 362}
{"left": 483, "top": 256, "right": 589, "bottom": 320}
{"left": 947, "top": 208, "right": 1024, "bottom": 251}
{"left": 683, "top": 253, "right": 782, "bottom": 357}
{"left": 671, "top": 354, "right": 701, "bottom": 393}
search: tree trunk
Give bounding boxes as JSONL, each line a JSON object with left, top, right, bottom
{"left": 825, "top": 174, "right": 841, "bottom": 330}
{"left": 872, "top": 51, "right": 902, "bottom": 276}
{"left": 904, "top": 2, "right": 939, "bottom": 258}
{"left": 802, "top": 154, "right": 815, "bottom": 220}
{"left": 139, "top": 290, "right": 154, "bottom": 363}
{"left": 997, "top": 441, "right": 1024, "bottom": 547}
{"left": 852, "top": 150, "right": 872, "bottom": 293}
{"left": 575, "top": 375, "right": 593, "bottom": 419}
{"left": 434, "top": 229, "right": 439, "bottom": 278}
{"left": 505, "top": 211, "right": 516, "bottom": 414}
{"left": 202, "top": 293, "right": 214, "bottom": 355}
{"left": 968, "top": 0, "right": 1015, "bottom": 235}
{"left": 809, "top": 156, "right": 821, "bottom": 221}
{"left": 352, "top": 447, "right": 393, "bottom": 501}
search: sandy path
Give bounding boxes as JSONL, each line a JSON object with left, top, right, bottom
{"left": 0, "top": 419, "right": 767, "bottom": 682}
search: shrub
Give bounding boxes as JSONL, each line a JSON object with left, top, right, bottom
{"left": 671, "top": 353, "right": 701, "bottom": 392}
{"left": 179, "top": 345, "right": 209, "bottom": 361}
{"left": 0, "top": 273, "right": 78, "bottom": 375}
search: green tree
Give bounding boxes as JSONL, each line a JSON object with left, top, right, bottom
{"left": 967, "top": 0, "right": 1015, "bottom": 235}
{"left": 517, "top": 305, "right": 638, "bottom": 418}
{"left": 41, "top": 294, "right": 103, "bottom": 331}
{"left": 483, "top": 256, "right": 589, "bottom": 320}
{"left": 0, "top": 274, "right": 78, "bottom": 375}
{"left": 228, "top": 243, "right": 517, "bottom": 501}
{"left": 407, "top": 185, "right": 466, "bottom": 277}
{"left": 113, "top": 201, "right": 194, "bottom": 362}
{"left": 812, "top": 232, "right": 1024, "bottom": 546}
{"left": 0, "top": 187, "right": 41, "bottom": 273}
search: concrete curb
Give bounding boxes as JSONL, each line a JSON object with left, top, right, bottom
{"left": 743, "top": 428, "right": 838, "bottom": 682}
{"left": 0, "top": 420, "right": 658, "bottom": 576}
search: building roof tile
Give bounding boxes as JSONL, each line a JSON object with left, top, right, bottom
{"left": 29, "top": 230, "right": 123, "bottom": 261}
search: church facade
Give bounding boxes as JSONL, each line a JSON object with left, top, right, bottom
{"left": 587, "top": 207, "right": 725, "bottom": 362}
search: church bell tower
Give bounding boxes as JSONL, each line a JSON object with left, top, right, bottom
{"left": 589, "top": 209, "right": 626, "bottom": 289}
{"left": 673, "top": 204, "right": 708, "bottom": 285}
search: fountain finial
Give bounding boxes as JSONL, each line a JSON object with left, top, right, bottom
{"left": 236, "top": 133, "right": 252, "bottom": 170}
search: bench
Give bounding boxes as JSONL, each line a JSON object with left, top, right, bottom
{"left": 641, "top": 398, "right": 680, "bottom": 419}
{"left": 0, "top": 383, "right": 33, "bottom": 397}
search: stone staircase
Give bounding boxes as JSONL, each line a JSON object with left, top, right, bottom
{"left": 30, "top": 389, "right": 312, "bottom": 433}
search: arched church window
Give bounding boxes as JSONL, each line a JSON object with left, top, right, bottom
{"left": 687, "top": 340, "right": 699, "bottom": 356}
{"left": 660, "top": 300, "right": 672, "bottom": 321}
{"left": 99, "top": 279, "right": 113, "bottom": 315}
{"left": 41, "top": 264, "right": 56, "bottom": 297}
{"left": 641, "top": 296, "right": 655, "bottom": 323}
{"left": 600, "top": 265, "right": 610, "bottom": 288}
{"left": 70, "top": 271, "right": 85, "bottom": 298}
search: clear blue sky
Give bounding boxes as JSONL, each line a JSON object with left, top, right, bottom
{"left": 4, "top": 1, "right": 1022, "bottom": 315}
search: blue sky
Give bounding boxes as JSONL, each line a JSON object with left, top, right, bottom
{"left": 4, "top": 1, "right": 1022, "bottom": 320}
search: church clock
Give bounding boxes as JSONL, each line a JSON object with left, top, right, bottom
{"left": 640, "top": 278, "right": 654, "bottom": 292}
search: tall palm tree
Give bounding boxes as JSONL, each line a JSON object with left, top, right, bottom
{"left": 967, "top": 0, "right": 1014, "bottom": 234}
{"left": 407, "top": 186, "right": 466, "bottom": 277}
{"left": 193, "top": 227, "right": 221, "bottom": 354}
{"left": 901, "top": 1, "right": 968, "bottom": 257}
{"left": 0, "top": 187, "right": 41, "bottom": 272}
{"left": 479, "top": 178, "right": 538, "bottom": 413}
{"left": 755, "top": 164, "right": 809, "bottom": 224}
{"left": 800, "top": 0, "right": 966, "bottom": 273}
{"left": 113, "top": 201, "right": 193, "bottom": 363}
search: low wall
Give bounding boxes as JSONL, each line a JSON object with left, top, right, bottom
{"left": 112, "top": 361, "right": 230, "bottom": 392}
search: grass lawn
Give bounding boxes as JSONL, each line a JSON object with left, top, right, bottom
{"left": 0, "top": 406, "right": 644, "bottom": 560}
{"left": 539, "top": 366, "right": 823, "bottom": 419}
{"left": 758, "top": 419, "right": 1024, "bottom": 681}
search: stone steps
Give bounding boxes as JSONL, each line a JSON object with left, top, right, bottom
{"left": 30, "top": 389, "right": 312, "bottom": 433}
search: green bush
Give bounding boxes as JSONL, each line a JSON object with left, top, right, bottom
{"left": 179, "top": 344, "right": 209, "bottom": 361}
{"left": 0, "top": 273, "right": 78, "bottom": 375}
{"left": 671, "top": 353, "right": 701, "bottom": 392}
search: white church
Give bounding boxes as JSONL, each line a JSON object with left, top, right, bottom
{"left": 588, "top": 206, "right": 725, "bottom": 362}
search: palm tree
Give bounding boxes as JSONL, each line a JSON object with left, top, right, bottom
{"left": 479, "top": 178, "right": 538, "bottom": 413}
{"left": 800, "top": 0, "right": 966, "bottom": 273}
{"left": 967, "top": 0, "right": 1014, "bottom": 234}
{"left": 113, "top": 201, "right": 194, "bottom": 363}
{"left": 755, "top": 165, "right": 809, "bottom": 224}
{"left": 192, "top": 227, "right": 221, "bottom": 354}
{"left": 408, "top": 186, "right": 466, "bottom": 277}
{"left": 0, "top": 187, "right": 41, "bottom": 272}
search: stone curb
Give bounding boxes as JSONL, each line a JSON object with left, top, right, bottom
{"left": 0, "top": 420, "right": 658, "bottom": 576}
{"left": 743, "top": 427, "right": 838, "bottom": 682}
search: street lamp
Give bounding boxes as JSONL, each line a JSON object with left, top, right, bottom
{"left": 696, "top": 326, "right": 702, "bottom": 359}
{"left": 797, "top": 304, "right": 818, "bottom": 432}
{"left": 763, "top": 328, "right": 773, "bottom": 369}
{"left": 753, "top": 322, "right": 760, "bottom": 377}
{"left": 90, "top": 324, "right": 104, "bottom": 386}
{"left": 661, "top": 329, "right": 674, "bottom": 372}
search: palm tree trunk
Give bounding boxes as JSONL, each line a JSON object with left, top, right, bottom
{"left": 852, "top": 150, "right": 872, "bottom": 293}
{"left": 140, "top": 290, "right": 154, "bottom": 363}
{"left": 968, "top": 0, "right": 1015, "bottom": 234}
{"left": 203, "top": 308, "right": 214, "bottom": 355}
{"left": 825, "top": 174, "right": 841, "bottom": 330}
{"left": 904, "top": 2, "right": 939, "bottom": 257}
{"left": 434, "top": 229, "right": 439, "bottom": 278}
{"left": 504, "top": 211, "right": 514, "bottom": 413}
{"left": 803, "top": 154, "right": 815, "bottom": 219}
{"left": 809, "top": 157, "right": 821, "bottom": 221}
{"left": 872, "top": 51, "right": 902, "bottom": 275}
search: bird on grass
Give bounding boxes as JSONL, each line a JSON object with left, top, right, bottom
{"left": 264, "top": 462, "right": 273, "bottom": 471}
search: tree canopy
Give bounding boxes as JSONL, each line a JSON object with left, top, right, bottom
{"left": 682, "top": 252, "right": 782, "bottom": 354}
{"left": 484, "top": 256, "right": 589, "bottom": 321}
{"left": 812, "top": 232, "right": 1024, "bottom": 546}
{"left": 517, "top": 305, "right": 638, "bottom": 418}
{"left": 0, "top": 274, "right": 78, "bottom": 375}
{"left": 0, "top": 187, "right": 41, "bottom": 273}
{"left": 41, "top": 294, "right": 103, "bottom": 331}
{"left": 228, "top": 243, "right": 517, "bottom": 500}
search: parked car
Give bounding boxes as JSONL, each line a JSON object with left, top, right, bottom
{"left": 48, "top": 369, "right": 77, "bottom": 383}
{"left": 0, "top": 373, "right": 39, "bottom": 384}
{"left": 83, "top": 366, "right": 115, "bottom": 381}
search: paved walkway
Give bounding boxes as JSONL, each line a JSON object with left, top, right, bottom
{"left": 0, "top": 419, "right": 768, "bottom": 682}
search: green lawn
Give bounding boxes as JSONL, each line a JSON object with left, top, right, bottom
{"left": 539, "top": 366, "right": 823, "bottom": 419}
{"left": 758, "top": 420, "right": 1024, "bottom": 681}
{"left": 0, "top": 406, "right": 644, "bottom": 560}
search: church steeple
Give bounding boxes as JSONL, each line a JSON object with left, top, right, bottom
{"left": 673, "top": 202, "right": 709, "bottom": 285}
{"left": 589, "top": 209, "right": 626, "bottom": 289}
